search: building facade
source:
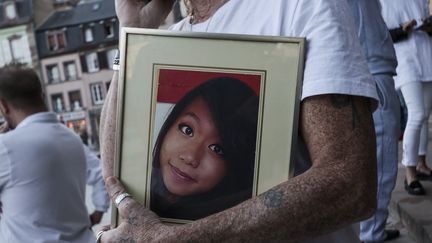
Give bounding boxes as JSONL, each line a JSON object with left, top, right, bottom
{"left": 0, "top": 0, "right": 57, "bottom": 123}
{"left": 0, "top": 0, "right": 43, "bottom": 69}
{"left": 36, "top": 0, "right": 118, "bottom": 148}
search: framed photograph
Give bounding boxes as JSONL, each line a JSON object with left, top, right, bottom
{"left": 114, "top": 28, "right": 305, "bottom": 224}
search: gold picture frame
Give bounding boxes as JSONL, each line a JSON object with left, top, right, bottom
{"left": 114, "top": 28, "right": 305, "bottom": 225}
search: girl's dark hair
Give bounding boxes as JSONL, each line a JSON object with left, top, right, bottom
{"left": 152, "top": 76, "right": 259, "bottom": 217}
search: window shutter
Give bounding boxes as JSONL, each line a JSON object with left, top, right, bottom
{"left": 80, "top": 55, "right": 88, "bottom": 73}
{"left": 98, "top": 51, "right": 108, "bottom": 69}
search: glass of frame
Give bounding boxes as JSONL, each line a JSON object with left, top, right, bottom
{"left": 114, "top": 28, "right": 305, "bottom": 225}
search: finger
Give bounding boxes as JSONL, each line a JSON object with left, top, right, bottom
{"left": 99, "top": 227, "right": 117, "bottom": 243}
{"left": 100, "top": 224, "right": 111, "bottom": 231}
{"left": 106, "top": 177, "right": 140, "bottom": 216}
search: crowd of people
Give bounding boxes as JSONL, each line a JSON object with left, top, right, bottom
{"left": 0, "top": 0, "right": 431, "bottom": 242}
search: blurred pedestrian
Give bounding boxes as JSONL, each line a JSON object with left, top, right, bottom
{"left": 0, "top": 64, "right": 96, "bottom": 242}
{"left": 84, "top": 145, "right": 110, "bottom": 227}
{"left": 380, "top": 0, "right": 432, "bottom": 196}
{"left": 347, "top": 0, "right": 401, "bottom": 242}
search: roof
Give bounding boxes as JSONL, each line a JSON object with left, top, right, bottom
{"left": 37, "top": 0, "right": 115, "bottom": 31}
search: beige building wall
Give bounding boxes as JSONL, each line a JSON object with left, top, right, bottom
{"left": 41, "top": 53, "right": 82, "bottom": 84}
{"left": 41, "top": 46, "right": 117, "bottom": 147}
{"left": 41, "top": 53, "right": 90, "bottom": 140}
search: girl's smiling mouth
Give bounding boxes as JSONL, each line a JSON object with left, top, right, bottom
{"left": 169, "top": 162, "right": 197, "bottom": 183}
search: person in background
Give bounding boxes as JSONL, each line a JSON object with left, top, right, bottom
{"left": 0, "top": 64, "right": 96, "bottom": 242}
{"left": 380, "top": 0, "right": 432, "bottom": 196}
{"left": 97, "top": 0, "right": 379, "bottom": 242}
{"left": 347, "top": 0, "right": 401, "bottom": 242}
{"left": 56, "top": 117, "right": 110, "bottom": 227}
{"left": 83, "top": 144, "right": 110, "bottom": 227}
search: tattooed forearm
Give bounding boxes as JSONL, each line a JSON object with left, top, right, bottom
{"left": 330, "top": 95, "right": 360, "bottom": 129}
{"left": 330, "top": 95, "right": 351, "bottom": 108}
{"left": 262, "top": 188, "right": 283, "bottom": 208}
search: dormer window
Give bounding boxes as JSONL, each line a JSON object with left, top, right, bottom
{"left": 104, "top": 22, "right": 114, "bottom": 38}
{"left": 4, "top": 1, "right": 17, "bottom": 20}
{"left": 84, "top": 27, "right": 94, "bottom": 42}
{"left": 46, "top": 30, "right": 67, "bottom": 51}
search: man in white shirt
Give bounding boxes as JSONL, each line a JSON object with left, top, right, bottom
{"left": 0, "top": 65, "right": 95, "bottom": 242}
{"left": 380, "top": 0, "right": 432, "bottom": 196}
{"left": 99, "top": 0, "right": 378, "bottom": 242}
{"left": 347, "top": 0, "right": 401, "bottom": 242}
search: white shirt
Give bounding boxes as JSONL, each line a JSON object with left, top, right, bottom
{"left": 171, "top": 0, "right": 378, "bottom": 102}
{"left": 171, "top": 0, "right": 377, "bottom": 242}
{"left": 0, "top": 112, "right": 95, "bottom": 243}
{"left": 380, "top": 0, "right": 432, "bottom": 88}
{"left": 347, "top": 0, "right": 398, "bottom": 76}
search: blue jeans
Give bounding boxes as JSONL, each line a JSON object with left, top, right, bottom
{"left": 359, "top": 74, "right": 400, "bottom": 242}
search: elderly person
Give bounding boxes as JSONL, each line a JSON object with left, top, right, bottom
{"left": 99, "top": 0, "right": 378, "bottom": 242}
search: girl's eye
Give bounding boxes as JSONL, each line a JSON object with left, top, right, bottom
{"left": 179, "top": 124, "right": 193, "bottom": 137}
{"left": 209, "top": 144, "right": 224, "bottom": 156}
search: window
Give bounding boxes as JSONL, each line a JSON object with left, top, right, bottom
{"left": 104, "top": 22, "right": 114, "bottom": 38}
{"left": 68, "top": 90, "right": 82, "bottom": 111}
{"left": 46, "top": 30, "right": 67, "bottom": 51}
{"left": 46, "top": 64, "right": 60, "bottom": 83}
{"left": 51, "top": 94, "right": 64, "bottom": 112}
{"left": 4, "top": 2, "right": 17, "bottom": 20}
{"left": 91, "top": 83, "right": 104, "bottom": 105}
{"left": 106, "top": 49, "right": 117, "bottom": 69}
{"left": 9, "top": 35, "right": 25, "bottom": 63}
{"left": 85, "top": 52, "right": 99, "bottom": 73}
{"left": 64, "top": 61, "right": 77, "bottom": 80}
{"left": 84, "top": 27, "right": 94, "bottom": 42}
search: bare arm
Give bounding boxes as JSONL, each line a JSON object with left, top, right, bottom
{"left": 99, "top": 72, "right": 119, "bottom": 179}
{"left": 99, "top": 0, "right": 174, "bottom": 179}
{"left": 101, "top": 94, "right": 377, "bottom": 242}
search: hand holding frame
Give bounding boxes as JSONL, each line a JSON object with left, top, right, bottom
{"left": 99, "top": 177, "right": 169, "bottom": 242}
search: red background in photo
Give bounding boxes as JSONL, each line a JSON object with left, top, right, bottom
{"left": 157, "top": 69, "right": 262, "bottom": 103}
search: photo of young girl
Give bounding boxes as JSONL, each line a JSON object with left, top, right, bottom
{"left": 150, "top": 73, "right": 260, "bottom": 221}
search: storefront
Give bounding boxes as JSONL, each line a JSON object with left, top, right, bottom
{"left": 58, "top": 110, "right": 89, "bottom": 145}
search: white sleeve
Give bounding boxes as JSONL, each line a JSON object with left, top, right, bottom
{"left": 84, "top": 145, "right": 110, "bottom": 212}
{"left": 0, "top": 139, "right": 11, "bottom": 194}
{"left": 0, "top": 139, "right": 11, "bottom": 220}
{"left": 291, "top": 0, "right": 378, "bottom": 102}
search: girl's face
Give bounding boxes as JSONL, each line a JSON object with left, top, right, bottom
{"left": 159, "top": 97, "right": 227, "bottom": 196}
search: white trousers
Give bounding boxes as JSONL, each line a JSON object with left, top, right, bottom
{"left": 400, "top": 81, "right": 432, "bottom": 167}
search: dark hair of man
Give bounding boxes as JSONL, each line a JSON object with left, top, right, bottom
{"left": 0, "top": 64, "right": 45, "bottom": 110}
{"left": 152, "top": 77, "right": 259, "bottom": 209}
